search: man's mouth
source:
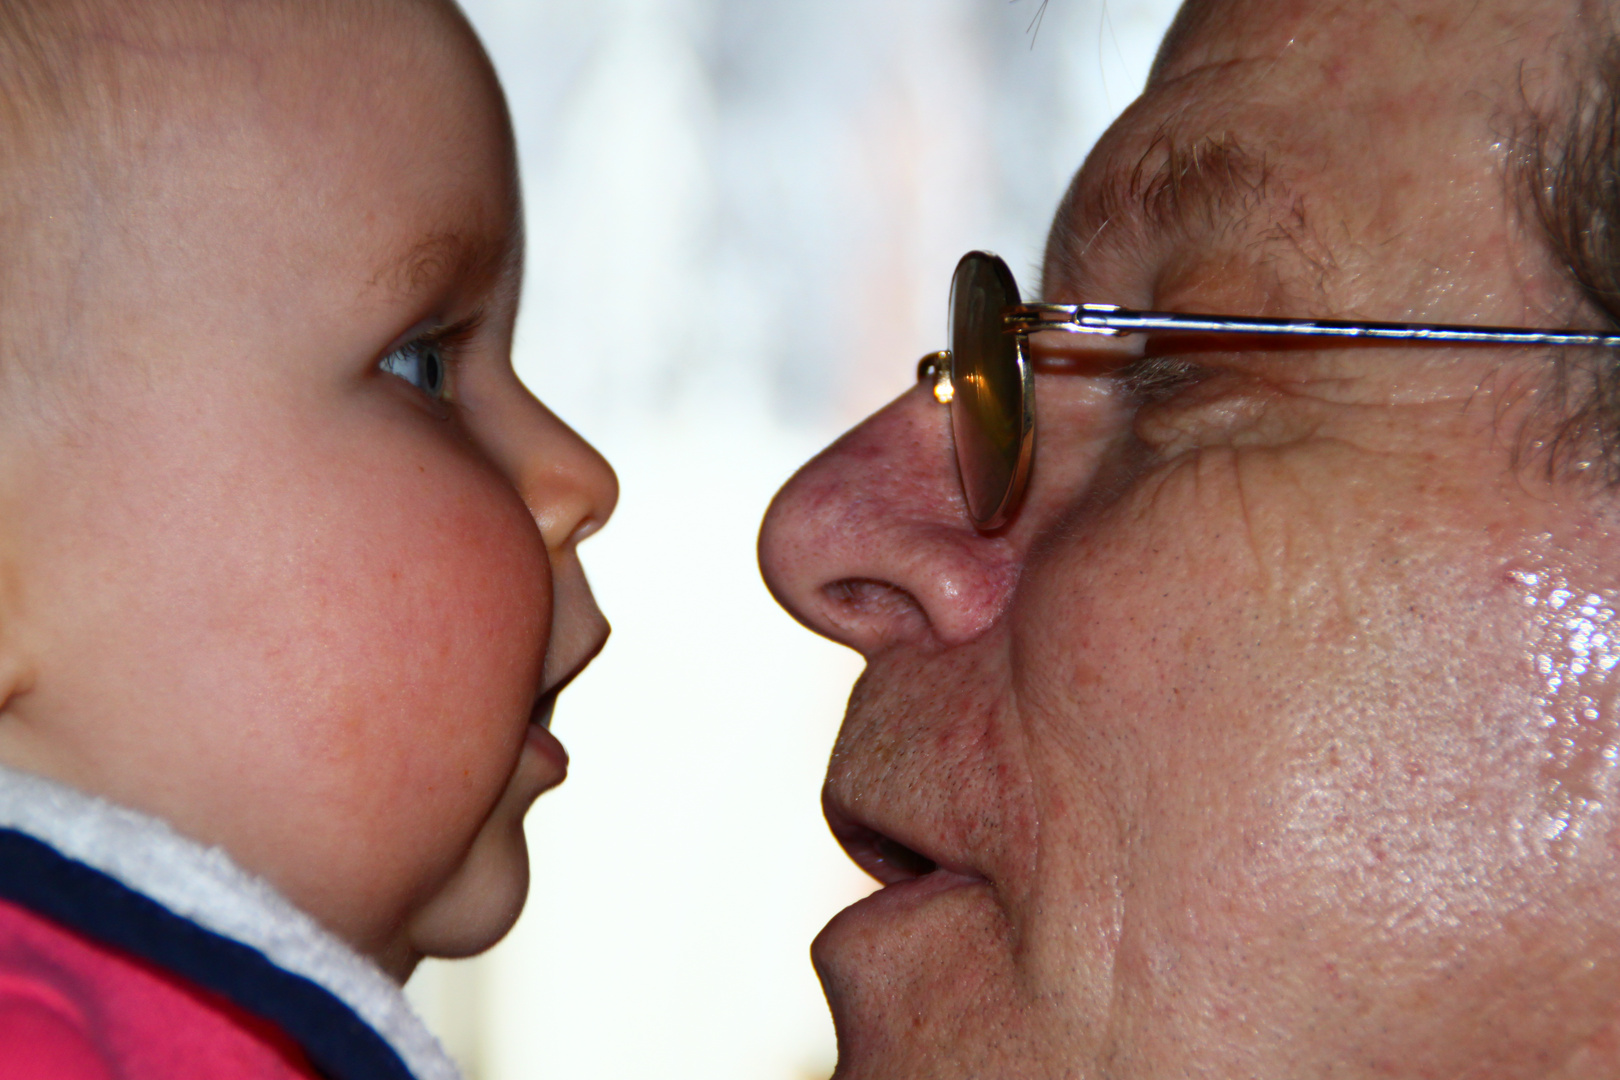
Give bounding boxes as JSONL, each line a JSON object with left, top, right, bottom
{"left": 839, "top": 820, "right": 939, "bottom": 883}
{"left": 824, "top": 799, "right": 947, "bottom": 885}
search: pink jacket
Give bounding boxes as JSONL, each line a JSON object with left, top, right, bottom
{"left": 0, "top": 767, "right": 460, "bottom": 1080}
{"left": 0, "top": 896, "right": 319, "bottom": 1078}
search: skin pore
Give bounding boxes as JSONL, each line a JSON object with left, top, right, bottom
{"left": 0, "top": 0, "right": 615, "bottom": 979}
{"left": 761, "top": 0, "right": 1620, "bottom": 1076}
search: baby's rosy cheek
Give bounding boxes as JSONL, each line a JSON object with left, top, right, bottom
{"left": 312, "top": 472, "right": 553, "bottom": 803}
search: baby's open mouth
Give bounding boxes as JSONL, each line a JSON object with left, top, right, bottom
{"left": 530, "top": 691, "right": 558, "bottom": 730}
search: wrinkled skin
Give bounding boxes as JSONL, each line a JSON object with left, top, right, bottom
{"left": 760, "top": 0, "right": 1620, "bottom": 1075}
{"left": 0, "top": 0, "right": 615, "bottom": 978}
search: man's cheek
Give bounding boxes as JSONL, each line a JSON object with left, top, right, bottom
{"left": 1497, "top": 555, "right": 1620, "bottom": 853}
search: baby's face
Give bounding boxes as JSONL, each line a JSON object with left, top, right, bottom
{"left": 0, "top": 2, "right": 614, "bottom": 976}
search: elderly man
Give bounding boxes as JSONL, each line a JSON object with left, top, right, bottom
{"left": 759, "top": 0, "right": 1620, "bottom": 1075}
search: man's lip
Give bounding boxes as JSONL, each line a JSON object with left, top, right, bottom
{"left": 829, "top": 865, "right": 984, "bottom": 929}
{"left": 814, "top": 865, "right": 988, "bottom": 976}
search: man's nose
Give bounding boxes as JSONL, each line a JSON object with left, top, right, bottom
{"left": 758, "top": 383, "right": 1021, "bottom": 654}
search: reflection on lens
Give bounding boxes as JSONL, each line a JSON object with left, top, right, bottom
{"left": 948, "top": 251, "right": 1033, "bottom": 529}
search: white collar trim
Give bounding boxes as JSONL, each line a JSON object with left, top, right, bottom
{"left": 0, "top": 763, "right": 461, "bottom": 1080}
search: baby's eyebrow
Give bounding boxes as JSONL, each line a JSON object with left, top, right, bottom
{"left": 371, "top": 226, "right": 518, "bottom": 301}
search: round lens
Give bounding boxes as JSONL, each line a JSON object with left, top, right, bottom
{"left": 948, "top": 251, "right": 1033, "bottom": 529}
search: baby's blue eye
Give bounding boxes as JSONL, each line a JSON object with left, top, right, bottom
{"left": 379, "top": 338, "right": 450, "bottom": 401}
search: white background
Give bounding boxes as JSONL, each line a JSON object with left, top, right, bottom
{"left": 405, "top": 2, "right": 1182, "bottom": 1077}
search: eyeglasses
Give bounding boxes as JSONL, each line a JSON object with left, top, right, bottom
{"left": 921, "top": 250, "right": 1620, "bottom": 531}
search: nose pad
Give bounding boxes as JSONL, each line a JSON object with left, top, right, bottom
{"left": 758, "top": 384, "right": 1021, "bottom": 655}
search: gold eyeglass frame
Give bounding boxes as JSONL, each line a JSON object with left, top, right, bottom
{"left": 921, "top": 250, "right": 1620, "bottom": 531}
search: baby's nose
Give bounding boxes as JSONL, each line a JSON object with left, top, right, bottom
{"left": 507, "top": 397, "right": 615, "bottom": 688}
{"left": 523, "top": 412, "right": 617, "bottom": 558}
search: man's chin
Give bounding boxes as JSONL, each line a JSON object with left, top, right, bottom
{"left": 812, "top": 874, "right": 1052, "bottom": 1080}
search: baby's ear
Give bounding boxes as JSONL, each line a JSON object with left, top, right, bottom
{"left": 0, "top": 551, "right": 40, "bottom": 725}
{"left": 0, "top": 563, "right": 35, "bottom": 712}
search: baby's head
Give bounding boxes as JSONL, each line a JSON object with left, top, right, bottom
{"left": 0, "top": 0, "right": 615, "bottom": 978}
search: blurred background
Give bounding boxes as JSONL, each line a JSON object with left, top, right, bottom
{"left": 406, "top": 1, "right": 1182, "bottom": 1076}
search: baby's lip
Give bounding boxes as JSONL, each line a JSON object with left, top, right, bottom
{"left": 524, "top": 699, "right": 570, "bottom": 775}
{"left": 530, "top": 623, "right": 609, "bottom": 729}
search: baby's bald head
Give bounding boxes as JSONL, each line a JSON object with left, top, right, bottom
{"left": 0, "top": 0, "right": 493, "bottom": 170}
{"left": 0, "top": 0, "right": 510, "bottom": 395}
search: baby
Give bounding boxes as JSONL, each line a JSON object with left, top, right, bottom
{"left": 0, "top": 0, "right": 615, "bottom": 1076}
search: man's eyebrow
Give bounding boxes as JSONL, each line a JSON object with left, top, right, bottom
{"left": 1045, "top": 129, "right": 1312, "bottom": 293}
{"left": 1132, "top": 132, "right": 1275, "bottom": 230}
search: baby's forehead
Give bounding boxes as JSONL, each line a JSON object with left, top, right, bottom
{"left": 4, "top": 3, "right": 514, "bottom": 263}
{"left": 2, "top": 0, "right": 496, "bottom": 179}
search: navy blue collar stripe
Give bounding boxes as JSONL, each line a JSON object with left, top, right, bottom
{"left": 0, "top": 828, "right": 416, "bottom": 1080}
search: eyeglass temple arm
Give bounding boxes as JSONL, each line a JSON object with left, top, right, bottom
{"left": 1007, "top": 303, "right": 1620, "bottom": 348}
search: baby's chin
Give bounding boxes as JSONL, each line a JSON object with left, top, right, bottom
{"left": 386, "top": 729, "right": 568, "bottom": 980}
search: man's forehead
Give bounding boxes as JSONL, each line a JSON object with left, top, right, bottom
{"left": 1147, "top": 0, "right": 1544, "bottom": 86}
{"left": 1042, "top": 0, "right": 1583, "bottom": 307}
{"left": 1148, "top": 0, "right": 1367, "bottom": 80}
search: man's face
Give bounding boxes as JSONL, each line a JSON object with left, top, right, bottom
{"left": 0, "top": 2, "right": 614, "bottom": 977}
{"left": 761, "top": 0, "right": 1620, "bottom": 1074}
